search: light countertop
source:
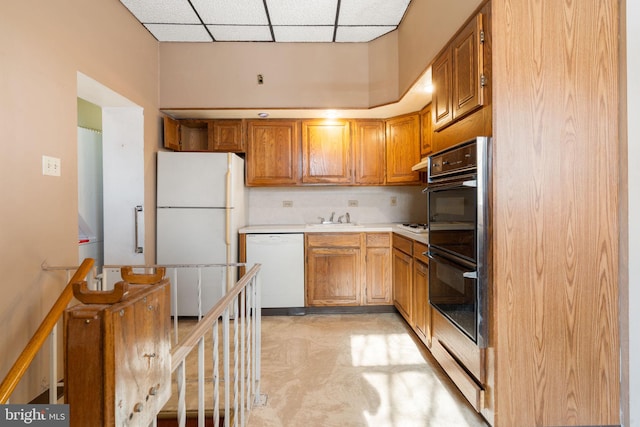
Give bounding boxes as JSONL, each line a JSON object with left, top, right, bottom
{"left": 239, "top": 223, "right": 428, "bottom": 244}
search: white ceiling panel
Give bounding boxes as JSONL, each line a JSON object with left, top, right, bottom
{"left": 144, "top": 24, "right": 212, "bottom": 42}
{"left": 338, "top": 0, "right": 411, "bottom": 25}
{"left": 120, "top": 0, "right": 200, "bottom": 24}
{"left": 335, "top": 26, "right": 396, "bottom": 43}
{"left": 208, "top": 25, "right": 273, "bottom": 42}
{"left": 267, "top": 0, "right": 339, "bottom": 25}
{"left": 191, "top": 0, "right": 269, "bottom": 25}
{"left": 273, "top": 26, "right": 335, "bottom": 43}
{"left": 118, "top": 0, "right": 412, "bottom": 42}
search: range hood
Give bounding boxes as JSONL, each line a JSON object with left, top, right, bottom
{"left": 411, "top": 157, "right": 429, "bottom": 171}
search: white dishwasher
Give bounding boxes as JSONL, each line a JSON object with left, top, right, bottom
{"left": 245, "top": 233, "right": 305, "bottom": 309}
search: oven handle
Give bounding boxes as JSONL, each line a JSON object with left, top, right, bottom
{"left": 425, "top": 251, "right": 477, "bottom": 278}
{"left": 423, "top": 179, "right": 477, "bottom": 193}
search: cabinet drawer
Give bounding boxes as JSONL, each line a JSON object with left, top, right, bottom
{"left": 392, "top": 233, "right": 413, "bottom": 255}
{"left": 432, "top": 309, "right": 484, "bottom": 382}
{"left": 306, "top": 233, "right": 361, "bottom": 248}
{"left": 431, "top": 338, "right": 484, "bottom": 412}
{"left": 366, "top": 232, "right": 391, "bottom": 247}
{"left": 413, "top": 241, "right": 429, "bottom": 264}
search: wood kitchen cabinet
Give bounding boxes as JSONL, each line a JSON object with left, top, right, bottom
{"left": 412, "top": 241, "right": 430, "bottom": 346}
{"left": 353, "top": 120, "right": 386, "bottom": 185}
{"left": 209, "top": 119, "right": 244, "bottom": 152}
{"left": 385, "top": 113, "right": 422, "bottom": 184}
{"left": 305, "top": 232, "right": 393, "bottom": 307}
{"left": 163, "top": 117, "right": 244, "bottom": 152}
{"left": 432, "top": 12, "right": 485, "bottom": 131}
{"left": 163, "top": 117, "right": 209, "bottom": 151}
{"left": 419, "top": 103, "right": 433, "bottom": 157}
{"left": 301, "top": 119, "right": 352, "bottom": 184}
{"left": 392, "top": 234, "right": 413, "bottom": 320}
{"left": 364, "top": 233, "right": 392, "bottom": 305}
{"left": 393, "top": 234, "right": 431, "bottom": 347}
{"left": 306, "top": 233, "right": 361, "bottom": 306}
{"left": 246, "top": 120, "right": 300, "bottom": 186}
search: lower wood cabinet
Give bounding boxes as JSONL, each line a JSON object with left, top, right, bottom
{"left": 364, "top": 233, "right": 392, "bottom": 305}
{"left": 393, "top": 234, "right": 430, "bottom": 347}
{"left": 413, "top": 242, "right": 430, "bottom": 347}
{"left": 306, "top": 233, "right": 361, "bottom": 306}
{"left": 305, "top": 232, "right": 392, "bottom": 307}
{"left": 392, "top": 247, "right": 413, "bottom": 319}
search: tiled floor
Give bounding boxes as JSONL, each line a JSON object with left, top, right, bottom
{"left": 247, "top": 313, "right": 489, "bottom": 427}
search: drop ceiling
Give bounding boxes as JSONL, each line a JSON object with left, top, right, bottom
{"left": 120, "top": 0, "right": 412, "bottom": 43}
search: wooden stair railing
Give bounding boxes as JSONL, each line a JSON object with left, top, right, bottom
{"left": 0, "top": 257, "right": 95, "bottom": 404}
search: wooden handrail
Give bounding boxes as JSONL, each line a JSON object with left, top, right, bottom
{"left": 0, "top": 257, "right": 95, "bottom": 403}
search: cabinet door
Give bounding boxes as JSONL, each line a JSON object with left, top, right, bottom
{"left": 364, "top": 233, "right": 392, "bottom": 305}
{"left": 392, "top": 247, "right": 413, "bottom": 321}
{"left": 306, "top": 246, "right": 361, "bottom": 306}
{"left": 432, "top": 49, "right": 453, "bottom": 130}
{"left": 246, "top": 120, "right": 300, "bottom": 186}
{"left": 163, "top": 116, "right": 181, "bottom": 151}
{"left": 452, "top": 13, "right": 485, "bottom": 121}
{"left": 209, "top": 120, "right": 244, "bottom": 152}
{"left": 301, "top": 120, "right": 352, "bottom": 184}
{"left": 385, "top": 114, "right": 421, "bottom": 184}
{"left": 419, "top": 103, "right": 433, "bottom": 157}
{"left": 413, "top": 259, "right": 430, "bottom": 346}
{"left": 353, "top": 120, "right": 385, "bottom": 185}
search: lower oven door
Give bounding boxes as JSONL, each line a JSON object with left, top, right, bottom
{"left": 427, "top": 251, "right": 479, "bottom": 344}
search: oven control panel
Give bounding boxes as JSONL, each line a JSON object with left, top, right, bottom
{"left": 428, "top": 140, "right": 477, "bottom": 181}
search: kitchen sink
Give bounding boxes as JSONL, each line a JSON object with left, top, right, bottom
{"left": 306, "top": 222, "right": 363, "bottom": 228}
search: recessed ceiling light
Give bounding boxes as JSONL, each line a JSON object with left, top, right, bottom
{"left": 325, "top": 110, "right": 338, "bottom": 119}
{"left": 258, "top": 112, "right": 269, "bottom": 118}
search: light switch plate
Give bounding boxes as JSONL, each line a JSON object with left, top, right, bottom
{"left": 42, "top": 155, "right": 61, "bottom": 176}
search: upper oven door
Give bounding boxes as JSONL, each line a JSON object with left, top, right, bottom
{"left": 427, "top": 180, "right": 477, "bottom": 263}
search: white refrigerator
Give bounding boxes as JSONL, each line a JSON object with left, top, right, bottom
{"left": 156, "top": 152, "right": 247, "bottom": 316}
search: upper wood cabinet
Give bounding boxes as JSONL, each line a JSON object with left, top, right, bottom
{"left": 432, "top": 12, "right": 486, "bottom": 131}
{"left": 246, "top": 120, "right": 300, "bottom": 186}
{"left": 353, "top": 120, "right": 386, "bottom": 185}
{"left": 163, "top": 117, "right": 244, "bottom": 152}
{"left": 209, "top": 120, "right": 244, "bottom": 152}
{"left": 163, "top": 117, "right": 209, "bottom": 151}
{"left": 385, "top": 113, "right": 421, "bottom": 184}
{"left": 419, "top": 103, "right": 433, "bottom": 157}
{"left": 301, "top": 120, "right": 352, "bottom": 184}
{"left": 432, "top": 51, "right": 453, "bottom": 130}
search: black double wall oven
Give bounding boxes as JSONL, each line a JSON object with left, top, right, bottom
{"left": 426, "top": 137, "right": 491, "bottom": 348}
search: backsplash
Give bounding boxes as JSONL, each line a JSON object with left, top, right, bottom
{"left": 247, "top": 186, "right": 427, "bottom": 225}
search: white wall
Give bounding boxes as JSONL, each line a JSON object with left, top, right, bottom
{"left": 248, "top": 186, "right": 427, "bottom": 226}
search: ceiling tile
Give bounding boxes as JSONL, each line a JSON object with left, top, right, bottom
{"left": 144, "top": 24, "right": 212, "bottom": 42}
{"left": 267, "top": 0, "right": 339, "bottom": 25}
{"left": 191, "top": 0, "right": 269, "bottom": 25}
{"left": 208, "top": 25, "right": 273, "bottom": 42}
{"left": 120, "top": 0, "right": 200, "bottom": 24}
{"left": 335, "top": 26, "right": 396, "bottom": 43}
{"left": 338, "top": 0, "right": 410, "bottom": 26}
{"left": 273, "top": 26, "right": 335, "bottom": 42}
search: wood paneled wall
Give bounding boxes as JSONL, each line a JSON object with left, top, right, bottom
{"left": 490, "top": 0, "right": 620, "bottom": 426}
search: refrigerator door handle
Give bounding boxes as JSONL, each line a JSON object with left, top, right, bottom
{"left": 135, "top": 205, "right": 144, "bottom": 253}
